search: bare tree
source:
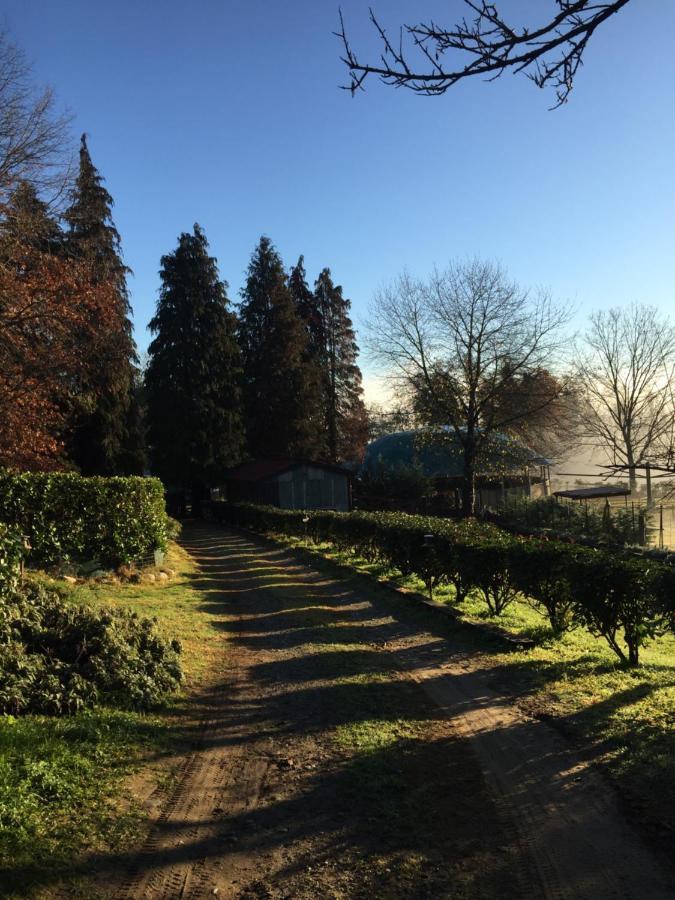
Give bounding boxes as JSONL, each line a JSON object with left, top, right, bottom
{"left": 368, "top": 260, "right": 571, "bottom": 515}
{"left": 0, "top": 28, "right": 72, "bottom": 203}
{"left": 577, "top": 304, "right": 675, "bottom": 491}
{"left": 338, "top": 1, "right": 631, "bottom": 107}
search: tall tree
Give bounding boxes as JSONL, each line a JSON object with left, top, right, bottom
{"left": 0, "top": 240, "right": 122, "bottom": 470}
{"left": 63, "top": 135, "right": 140, "bottom": 474}
{"left": 145, "top": 225, "right": 244, "bottom": 495}
{"left": 577, "top": 304, "right": 675, "bottom": 491}
{"left": 313, "top": 268, "right": 368, "bottom": 462}
{"left": 368, "top": 261, "right": 570, "bottom": 516}
{"left": 239, "top": 237, "right": 324, "bottom": 459}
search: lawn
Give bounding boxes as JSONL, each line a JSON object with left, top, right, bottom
{"left": 0, "top": 541, "right": 227, "bottom": 899}
{"left": 265, "top": 529, "right": 675, "bottom": 851}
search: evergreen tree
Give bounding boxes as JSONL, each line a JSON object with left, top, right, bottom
{"left": 145, "top": 225, "right": 244, "bottom": 496}
{"left": 313, "top": 268, "right": 368, "bottom": 462}
{"left": 63, "top": 134, "right": 140, "bottom": 474}
{"left": 0, "top": 181, "right": 63, "bottom": 256}
{"left": 239, "top": 237, "right": 324, "bottom": 459}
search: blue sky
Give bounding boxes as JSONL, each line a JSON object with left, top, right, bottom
{"left": 5, "top": 1, "right": 675, "bottom": 399}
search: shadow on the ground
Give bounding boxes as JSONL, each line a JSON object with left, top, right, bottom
{"left": 6, "top": 521, "right": 673, "bottom": 898}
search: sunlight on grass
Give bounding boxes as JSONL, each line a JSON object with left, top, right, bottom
{"left": 266, "top": 528, "right": 675, "bottom": 840}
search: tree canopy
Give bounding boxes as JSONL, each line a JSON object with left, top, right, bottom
{"left": 145, "top": 224, "right": 245, "bottom": 490}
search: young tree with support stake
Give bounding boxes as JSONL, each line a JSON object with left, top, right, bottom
{"left": 367, "top": 260, "right": 570, "bottom": 517}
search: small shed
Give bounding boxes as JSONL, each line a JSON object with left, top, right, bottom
{"left": 222, "top": 459, "right": 352, "bottom": 511}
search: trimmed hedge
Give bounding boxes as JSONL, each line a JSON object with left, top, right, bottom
{"left": 0, "top": 579, "right": 183, "bottom": 715}
{"left": 212, "top": 502, "right": 675, "bottom": 666}
{"left": 0, "top": 471, "right": 169, "bottom": 568}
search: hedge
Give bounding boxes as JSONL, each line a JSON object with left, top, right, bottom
{"left": 0, "top": 471, "right": 169, "bottom": 568}
{"left": 211, "top": 501, "right": 675, "bottom": 666}
{"left": 0, "top": 523, "right": 24, "bottom": 596}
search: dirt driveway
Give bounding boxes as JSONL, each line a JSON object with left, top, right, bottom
{"left": 118, "top": 523, "right": 674, "bottom": 899}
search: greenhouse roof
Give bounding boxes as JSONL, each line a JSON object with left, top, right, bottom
{"left": 362, "top": 429, "right": 544, "bottom": 479}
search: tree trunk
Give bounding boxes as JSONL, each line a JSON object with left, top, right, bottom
{"left": 461, "top": 440, "right": 477, "bottom": 517}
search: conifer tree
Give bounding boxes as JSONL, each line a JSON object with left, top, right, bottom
{"left": 239, "top": 238, "right": 324, "bottom": 459}
{"left": 145, "top": 225, "right": 244, "bottom": 498}
{"left": 63, "top": 134, "right": 140, "bottom": 474}
{"left": 0, "top": 181, "right": 63, "bottom": 255}
{"left": 313, "top": 268, "right": 369, "bottom": 462}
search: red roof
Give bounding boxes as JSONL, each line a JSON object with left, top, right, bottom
{"left": 224, "top": 459, "right": 352, "bottom": 482}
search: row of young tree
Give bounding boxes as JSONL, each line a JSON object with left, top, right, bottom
{"left": 145, "top": 227, "right": 368, "bottom": 492}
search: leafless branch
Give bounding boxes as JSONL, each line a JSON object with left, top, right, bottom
{"left": 337, "top": 1, "right": 631, "bottom": 107}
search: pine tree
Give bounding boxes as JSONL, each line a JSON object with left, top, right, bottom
{"left": 313, "top": 268, "right": 368, "bottom": 462}
{"left": 239, "top": 238, "right": 324, "bottom": 459}
{"left": 0, "top": 181, "right": 63, "bottom": 256}
{"left": 145, "top": 225, "right": 244, "bottom": 497}
{"left": 63, "top": 134, "right": 140, "bottom": 474}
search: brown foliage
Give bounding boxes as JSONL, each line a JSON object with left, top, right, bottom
{"left": 0, "top": 242, "right": 122, "bottom": 469}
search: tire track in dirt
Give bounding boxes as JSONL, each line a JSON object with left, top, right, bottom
{"left": 117, "top": 524, "right": 674, "bottom": 899}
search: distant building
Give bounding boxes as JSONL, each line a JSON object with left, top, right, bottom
{"left": 222, "top": 459, "right": 352, "bottom": 511}
{"left": 361, "top": 429, "right": 552, "bottom": 510}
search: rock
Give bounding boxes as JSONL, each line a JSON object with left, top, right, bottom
{"left": 62, "top": 575, "right": 77, "bottom": 584}
{"left": 158, "top": 571, "right": 169, "bottom": 581}
{"left": 91, "top": 569, "right": 107, "bottom": 579}
{"left": 145, "top": 573, "right": 157, "bottom": 583}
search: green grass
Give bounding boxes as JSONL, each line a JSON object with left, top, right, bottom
{"left": 0, "top": 540, "right": 227, "bottom": 899}
{"left": 266, "top": 530, "right": 675, "bottom": 846}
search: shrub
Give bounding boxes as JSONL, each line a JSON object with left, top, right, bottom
{"left": 509, "top": 541, "right": 579, "bottom": 635}
{"left": 570, "top": 553, "right": 670, "bottom": 666}
{"left": 0, "top": 471, "right": 169, "bottom": 567}
{"left": 213, "top": 501, "right": 675, "bottom": 665}
{"left": 0, "top": 523, "right": 24, "bottom": 596}
{"left": 0, "top": 580, "right": 182, "bottom": 715}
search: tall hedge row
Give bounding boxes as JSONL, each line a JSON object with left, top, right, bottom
{"left": 212, "top": 501, "right": 675, "bottom": 666}
{"left": 0, "top": 472, "right": 169, "bottom": 568}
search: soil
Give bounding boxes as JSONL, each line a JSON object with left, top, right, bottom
{"left": 111, "top": 523, "right": 674, "bottom": 899}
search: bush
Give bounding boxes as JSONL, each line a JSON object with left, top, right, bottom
{"left": 0, "top": 523, "right": 24, "bottom": 596}
{"left": 0, "top": 579, "right": 182, "bottom": 715}
{"left": 213, "top": 501, "right": 675, "bottom": 665}
{"left": 0, "top": 471, "right": 169, "bottom": 568}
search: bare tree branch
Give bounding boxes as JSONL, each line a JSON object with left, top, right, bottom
{"left": 338, "top": 1, "right": 631, "bottom": 107}
{"left": 576, "top": 304, "right": 675, "bottom": 491}
{"left": 0, "top": 28, "right": 73, "bottom": 203}
{"left": 367, "top": 258, "right": 572, "bottom": 514}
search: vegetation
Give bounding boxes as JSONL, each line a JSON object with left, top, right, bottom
{"left": 0, "top": 579, "right": 182, "bottom": 715}
{"left": 214, "top": 501, "right": 675, "bottom": 665}
{"left": 145, "top": 225, "right": 245, "bottom": 501}
{"left": 0, "top": 541, "right": 212, "bottom": 896}
{"left": 63, "top": 135, "right": 142, "bottom": 475}
{"left": 368, "top": 260, "right": 572, "bottom": 516}
{"left": 311, "top": 266, "right": 368, "bottom": 462}
{"left": 238, "top": 236, "right": 326, "bottom": 459}
{"left": 0, "top": 471, "right": 169, "bottom": 567}
{"left": 338, "top": 1, "right": 631, "bottom": 106}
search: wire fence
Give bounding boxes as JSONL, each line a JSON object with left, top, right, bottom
{"left": 492, "top": 494, "right": 675, "bottom": 550}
